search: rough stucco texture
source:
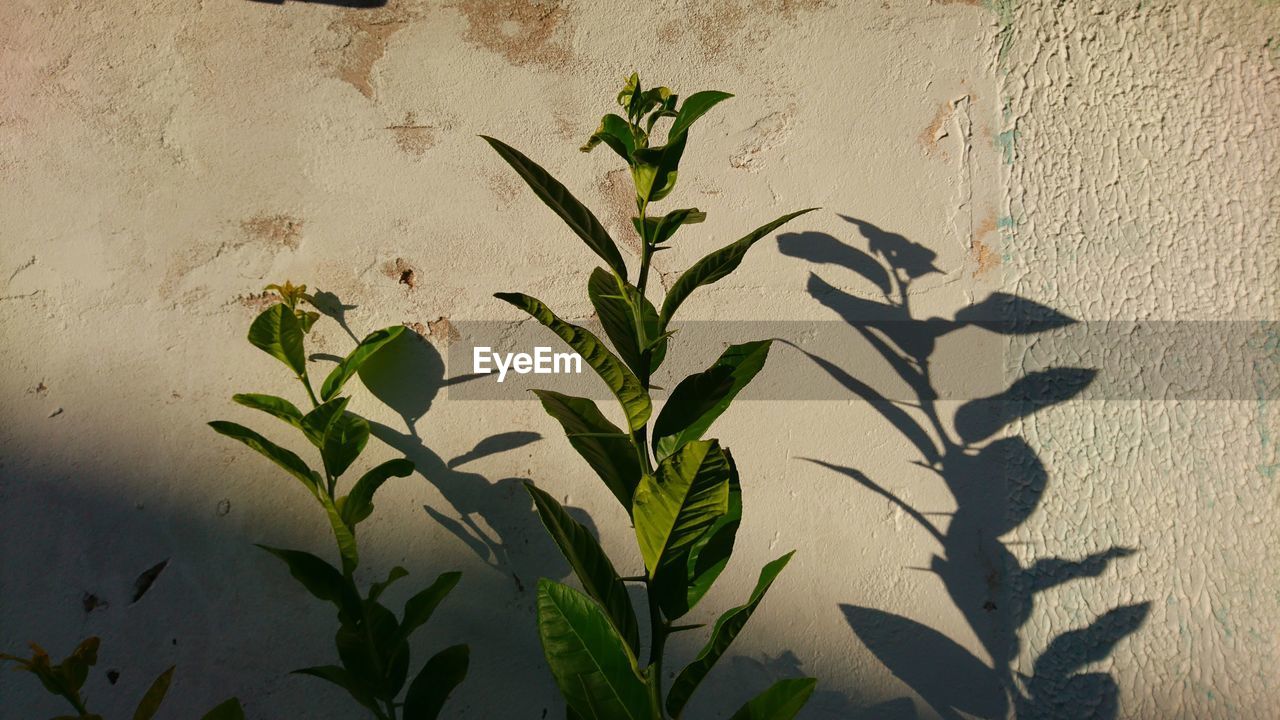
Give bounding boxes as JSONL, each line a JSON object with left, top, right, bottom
{"left": 0, "top": 1, "right": 1276, "bottom": 718}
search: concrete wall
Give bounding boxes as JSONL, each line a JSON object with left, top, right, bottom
{"left": 1, "top": 1, "right": 1275, "bottom": 717}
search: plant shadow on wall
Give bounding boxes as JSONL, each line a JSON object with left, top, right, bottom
{"left": 778, "top": 216, "right": 1150, "bottom": 720}
{"left": 349, "top": 317, "right": 573, "bottom": 592}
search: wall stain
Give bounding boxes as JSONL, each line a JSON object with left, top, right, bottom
{"left": 662, "top": 0, "right": 830, "bottom": 60}
{"left": 383, "top": 257, "right": 418, "bottom": 288}
{"left": 920, "top": 101, "right": 953, "bottom": 156}
{"left": 241, "top": 214, "right": 302, "bottom": 250}
{"left": 731, "top": 108, "right": 794, "bottom": 171}
{"left": 450, "top": 0, "right": 573, "bottom": 69}
{"left": 386, "top": 112, "right": 437, "bottom": 156}
{"left": 326, "top": 3, "right": 421, "bottom": 99}
{"left": 427, "top": 316, "right": 461, "bottom": 345}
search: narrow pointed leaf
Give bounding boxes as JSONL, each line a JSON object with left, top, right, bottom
{"left": 317, "top": 491, "right": 359, "bottom": 574}
{"left": 340, "top": 458, "right": 414, "bottom": 527}
{"left": 131, "top": 666, "right": 174, "bottom": 720}
{"left": 531, "top": 390, "right": 641, "bottom": 509}
{"left": 587, "top": 267, "right": 662, "bottom": 379}
{"left": 200, "top": 698, "right": 246, "bottom": 720}
{"left": 398, "top": 571, "right": 462, "bottom": 645}
{"left": 403, "top": 644, "right": 470, "bottom": 720}
{"left": 496, "top": 293, "right": 650, "bottom": 431}
{"left": 634, "top": 208, "right": 706, "bottom": 247}
{"left": 256, "top": 545, "right": 351, "bottom": 612}
{"left": 728, "top": 678, "right": 817, "bottom": 720}
{"left": 369, "top": 566, "right": 410, "bottom": 602}
{"left": 320, "top": 325, "right": 405, "bottom": 401}
{"left": 535, "top": 580, "right": 651, "bottom": 720}
{"left": 666, "top": 551, "right": 796, "bottom": 717}
{"left": 248, "top": 304, "right": 307, "bottom": 376}
{"left": 231, "top": 393, "right": 304, "bottom": 430}
{"left": 482, "top": 136, "right": 627, "bottom": 277}
{"left": 208, "top": 421, "right": 319, "bottom": 493}
{"left": 526, "top": 483, "right": 640, "bottom": 652}
{"left": 669, "top": 91, "right": 733, "bottom": 140}
{"left": 660, "top": 209, "right": 818, "bottom": 330}
{"left": 632, "top": 440, "right": 732, "bottom": 574}
{"left": 293, "top": 666, "right": 380, "bottom": 713}
{"left": 653, "top": 340, "right": 771, "bottom": 460}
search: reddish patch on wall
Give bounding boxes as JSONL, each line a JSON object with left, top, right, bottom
{"left": 387, "top": 112, "right": 437, "bottom": 156}
{"left": 241, "top": 214, "right": 302, "bottom": 250}
{"left": 327, "top": 4, "right": 419, "bottom": 99}
{"left": 451, "top": 0, "right": 573, "bottom": 69}
{"left": 383, "top": 257, "right": 418, "bottom": 288}
{"left": 971, "top": 211, "right": 1001, "bottom": 277}
{"left": 597, "top": 168, "right": 641, "bottom": 257}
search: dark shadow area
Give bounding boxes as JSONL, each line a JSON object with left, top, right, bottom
{"left": 778, "top": 216, "right": 1150, "bottom": 719}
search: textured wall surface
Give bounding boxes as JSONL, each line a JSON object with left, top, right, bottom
{"left": 1, "top": 1, "right": 1275, "bottom": 718}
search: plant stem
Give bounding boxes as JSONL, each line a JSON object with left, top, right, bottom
{"left": 300, "top": 370, "right": 320, "bottom": 408}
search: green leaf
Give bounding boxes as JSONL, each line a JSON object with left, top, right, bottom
{"left": 653, "top": 341, "right": 771, "bottom": 460}
{"left": 256, "top": 545, "right": 351, "bottom": 612}
{"left": 535, "top": 580, "right": 652, "bottom": 720}
{"left": 321, "top": 411, "right": 370, "bottom": 479}
{"left": 318, "top": 491, "right": 359, "bottom": 574}
{"left": 634, "top": 208, "right": 706, "bottom": 248}
{"left": 208, "top": 421, "right": 319, "bottom": 494}
{"left": 580, "top": 114, "right": 635, "bottom": 161}
{"left": 402, "top": 644, "right": 470, "bottom": 720}
{"left": 587, "top": 267, "right": 663, "bottom": 379}
{"left": 231, "top": 393, "right": 304, "bottom": 430}
{"left": 632, "top": 440, "right": 732, "bottom": 575}
{"left": 292, "top": 666, "right": 380, "bottom": 714}
{"left": 320, "top": 325, "right": 405, "bottom": 401}
{"left": 398, "top": 571, "right": 462, "bottom": 645}
{"left": 482, "top": 136, "right": 628, "bottom": 277}
{"left": 654, "top": 449, "right": 742, "bottom": 620}
{"left": 728, "top": 678, "right": 817, "bottom": 720}
{"left": 666, "top": 551, "right": 796, "bottom": 717}
{"left": 632, "top": 132, "right": 686, "bottom": 204}
{"left": 248, "top": 304, "right": 307, "bottom": 376}
{"left": 531, "top": 390, "right": 642, "bottom": 509}
{"left": 668, "top": 91, "right": 733, "bottom": 140}
{"left": 495, "top": 293, "right": 651, "bottom": 432}
{"left": 369, "top": 566, "right": 409, "bottom": 602}
{"left": 300, "top": 397, "right": 349, "bottom": 447}
{"left": 525, "top": 483, "right": 640, "bottom": 653}
{"left": 131, "top": 666, "right": 175, "bottom": 720}
{"left": 199, "top": 698, "right": 246, "bottom": 720}
{"left": 335, "top": 601, "right": 400, "bottom": 695}
{"left": 660, "top": 209, "right": 818, "bottom": 330}
{"left": 340, "top": 458, "right": 414, "bottom": 527}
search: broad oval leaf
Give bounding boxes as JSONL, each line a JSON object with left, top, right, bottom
{"left": 535, "top": 579, "right": 651, "bottom": 720}
{"left": 666, "top": 551, "right": 796, "bottom": 717}
{"left": 633, "top": 132, "right": 686, "bottom": 204}
{"left": 208, "top": 421, "right": 319, "bottom": 494}
{"left": 335, "top": 600, "right": 399, "bottom": 695}
{"left": 580, "top": 113, "right": 635, "bottom": 161}
{"left": 654, "top": 449, "right": 742, "bottom": 620}
{"left": 369, "top": 565, "right": 410, "bottom": 603}
{"left": 728, "top": 677, "right": 817, "bottom": 720}
{"left": 340, "top": 458, "right": 414, "bottom": 527}
{"left": 256, "top": 545, "right": 351, "bottom": 612}
{"left": 531, "top": 390, "right": 641, "bottom": 510}
{"left": 397, "top": 571, "right": 462, "bottom": 646}
{"left": 321, "top": 411, "right": 370, "bottom": 479}
{"left": 632, "top": 440, "right": 732, "bottom": 575}
{"left": 635, "top": 208, "right": 706, "bottom": 248}
{"left": 526, "top": 483, "right": 640, "bottom": 653}
{"left": 248, "top": 304, "right": 307, "bottom": 376}
{"left": 131, "top": 666, "right": 174, "bottom": 720}
{"left": 668, "top": 90, "right": 733, "bottom": 140}
{"left": 660, "top": 209, "right": 818, "bottom": 330}
{"left": 653, "top": 340, "right": 771, "bottom": 460}
{"left": 495, "top": 293, "right": 651, "bottom": 432}
{"left": 199, "top": 698, "right": 246, "bottom": 720}
{"left": 231, "top": 393, "right": 304, "bottom": 430}
{"left": 587, "top": 268, "right": 663, "bottom": 379}
{"left": 482, "top": 136, "right": 628, "bottom": 277}
{"left": 300, "top": 397, "right": 350, "bottom": 448}
{"left": 320, "top": 325, "right": 405, "bottom": 401}
{"left": 403, "top": 644, "right": 470, "bottom": 720}
{"left": 292, "top": 665, "right": 380, "bottom": 714}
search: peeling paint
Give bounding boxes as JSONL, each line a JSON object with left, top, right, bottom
{"left": 450, "top": 0, "right": 574, "bottom": 69}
